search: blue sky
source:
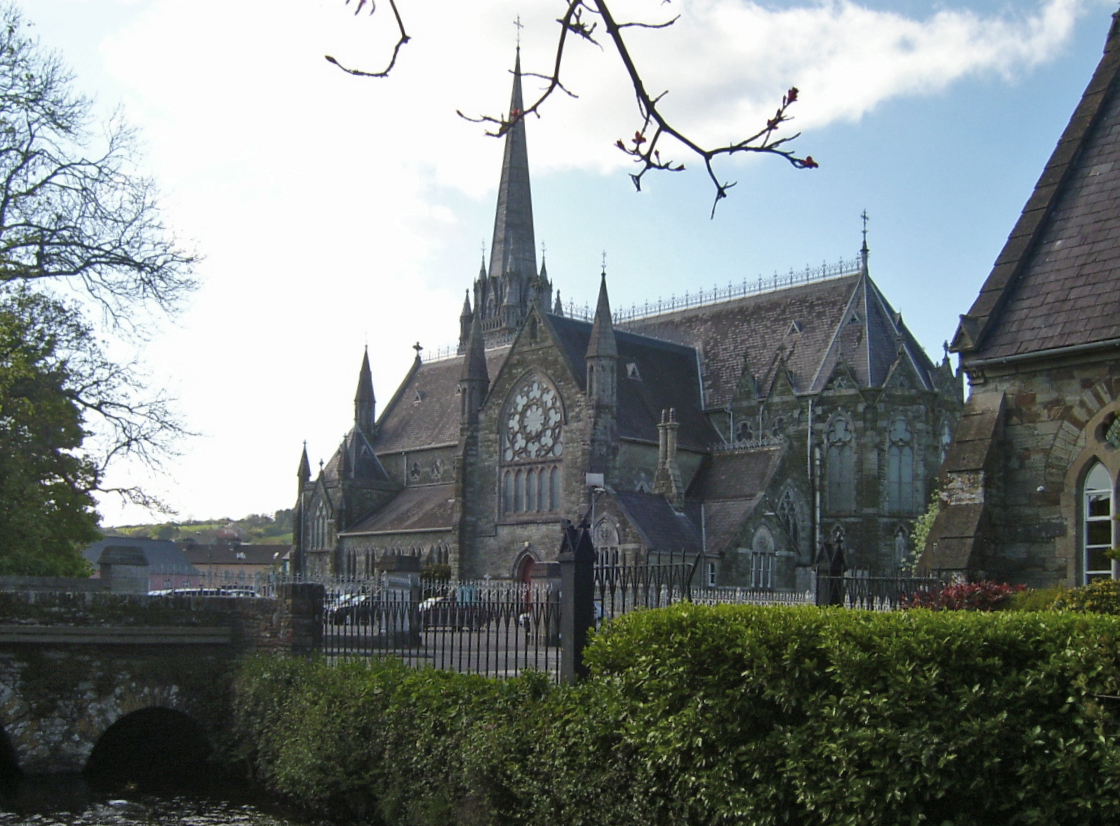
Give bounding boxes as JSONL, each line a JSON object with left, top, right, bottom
{"left": 27, "top": 0, "right": 1118, "bottom": 524}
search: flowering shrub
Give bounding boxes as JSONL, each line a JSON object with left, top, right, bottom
{"left": 1052, "top": 578, "right": 1120, "bottom": 614}
{"left": 901, "top": 580, "right": 1025, "bottom": 611}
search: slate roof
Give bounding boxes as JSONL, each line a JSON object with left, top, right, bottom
{"left": 373, "top": 349, "right": 509, "bottom": 454}
{"left": 954, "top": 12, "right": 1120, "bottom": 362}
{"left": 83, "top": 537, "right": 198, "bottom": 573}
{"left": 686, "top": 445, "right": 786, "bottom": 551}
{"left": 622, "top": 270, "right": 936, "bottom": 409}
{"left": 612, "top": 492, "right": 704, "bottom": 555}
{"left": 547, "top": 313, "right": 718, "bottom": 450}
{"left": 343, "top": 484, "right": 457, "bottom": 535}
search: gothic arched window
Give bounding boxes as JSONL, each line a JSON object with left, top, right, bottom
{"left": 887, "top": 416, "right": 916, "bottom": 513}
{"left": 750, "top": 526, "right": 776, "bottom": 589}
{"left": 777, "top": 489, "right": 799, "bottom": 553}
{"left": 1083, "top": 461, "right": 1114, "bottom": 583}
{"left": 312, "top": 503, "right": 327, "bottom": 550}
{"left": 826, "top": 413, "right": 856, "bottom": 513}
{"left": 500, "top": 374, "right": 564, "bottom": 516}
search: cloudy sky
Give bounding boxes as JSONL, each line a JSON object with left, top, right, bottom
{"left": 28, "top": 0, "right": 1118, "bottom": 525}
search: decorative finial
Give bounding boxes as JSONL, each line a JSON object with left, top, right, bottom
{"left": 541, "top": 240, "right": 547, "bottom": 259}
{"left": 601, "top": 250, "right": 607, "bottom": 275}
{"left": 514, "top": 15, "right": 523, "bottom": 47}
{"left": 413, "top": 341, "right": 423, "bottom": 359}
{"left": 860, "top": 210, "right": 870, "bottom": 272}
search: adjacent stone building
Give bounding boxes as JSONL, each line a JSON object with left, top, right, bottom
{"left": 920, "top": 10, "right": 1120, "bottom": 587}
{"left": 293, "top": 50, "right": 962, "bottom": 589}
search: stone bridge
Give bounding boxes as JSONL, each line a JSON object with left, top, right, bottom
{"left": 0, "top": 584, "right": 322, "bottom": 784}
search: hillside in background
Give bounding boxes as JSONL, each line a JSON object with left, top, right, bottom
{"left": 104, "top": 509, "right": 294, "bottom": 547}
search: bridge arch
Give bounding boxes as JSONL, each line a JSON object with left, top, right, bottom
{"left": 85, "top": 707, "right": 211, "bottom": 790}
{"left": 0, "top": 726, "right": 19, "bottom": 792}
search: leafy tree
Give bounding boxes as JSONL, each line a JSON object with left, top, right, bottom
{"left": 0, "top": 5, "right": 196, "bottom": 572}
{"left": 0, "top": 290, "right": 98, "bottom": 575}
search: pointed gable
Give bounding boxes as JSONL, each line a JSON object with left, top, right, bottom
{"left": 955, "top": 12, "right": 1120, "bottom": 362}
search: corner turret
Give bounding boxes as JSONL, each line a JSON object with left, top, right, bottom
{"left": 460, "top": 312, "right": 490, "bottom": 429}
{"left": 297, "top": 441, "right": 311, "bottom": 489}
{"left": 355, "top": 347, "right": 376, "bottom": 435}
{"left": 586, "top": 270, "right": 618, "bottom": 405}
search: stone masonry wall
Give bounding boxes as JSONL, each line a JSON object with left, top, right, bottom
{"left": 969, "top": 353, "right": 1120, "bottom": 586}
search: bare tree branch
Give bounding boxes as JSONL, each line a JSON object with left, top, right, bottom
{"left": 324, "top": 0, "right": 410, "bottom": 78}
{"left": 328, "top": 0, "right": 817, "bottom": 215}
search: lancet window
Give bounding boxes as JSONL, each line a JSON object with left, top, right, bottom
{"left": 311, "top": 503, "right": 328, "bottom": 550}
{"left": 887, "top": 416, "right": 916, "bottom": 513}
{"left": 825, "top": 413, "right": 856, "bottom": 513}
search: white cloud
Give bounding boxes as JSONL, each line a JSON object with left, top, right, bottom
{"left": 36, "top": 0, "right": 1104, "bottom": 524}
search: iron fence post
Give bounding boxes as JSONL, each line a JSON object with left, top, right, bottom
{"left": 559, "top": 521, "right": 596, "bottom": 684}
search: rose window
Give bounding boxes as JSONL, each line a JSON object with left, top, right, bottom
{"left": 501, "top": 376, "right": 564, "bottom": 515}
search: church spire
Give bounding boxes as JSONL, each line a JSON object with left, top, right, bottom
{"left": 488, "top": 48, "right": 537, "bottom": 287}
{"left": 355, "top": 347, "right": 376, "bottom": 434}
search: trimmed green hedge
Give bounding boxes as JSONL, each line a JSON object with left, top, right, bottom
{"left": 233, "top": 606, "right": 1120, "bottom": 825}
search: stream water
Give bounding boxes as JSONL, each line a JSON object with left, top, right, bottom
{"left": 0, "top": 775, "right": 324, "bottom": 826}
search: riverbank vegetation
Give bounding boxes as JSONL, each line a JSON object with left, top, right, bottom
{"left": 232, "top": 603, "right": 1120, "bottom": 825}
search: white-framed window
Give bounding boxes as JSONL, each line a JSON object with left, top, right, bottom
{"left": 707, "top": 562, "right": 716, "bottom": 587}
{"left": 1083, "top": 461, "right": 1114, "bottom": 583}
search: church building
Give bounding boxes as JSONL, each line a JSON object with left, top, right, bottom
{"left": 921, "top": 9, "right": 1120, "bottom": 588}
{"left": 293, "top": 50, "right": 962, "bottom": 590}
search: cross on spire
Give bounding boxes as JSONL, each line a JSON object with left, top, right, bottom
{"left": 860, "top": 210, "right": 870, "bottom": 273}
{"left": 514, "top": 15, "right": 523, "bottom": 47}
{"left": 601, "top": 250, "right": 607, "bottom": 274}
{"left": 413, "top": 341, "right": 423, "bottom": 359}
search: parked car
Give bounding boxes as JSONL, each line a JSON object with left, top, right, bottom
{"left": 149, "top": 587, "right": 259, "bottom": 598}
{"left": 417, "top": 595, "right": 490, "bottom": 631}
{"left": 327, "top": 593, "right": 376, "bottom": 626}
